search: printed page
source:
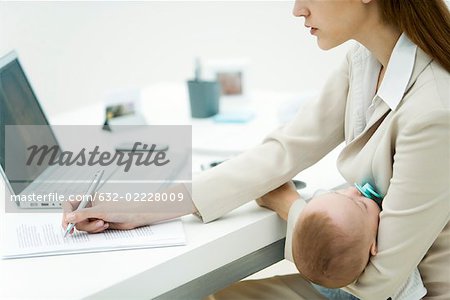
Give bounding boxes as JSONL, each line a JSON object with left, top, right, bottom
{"left": 2, "top": 213, "right": 185, "bottom": 259}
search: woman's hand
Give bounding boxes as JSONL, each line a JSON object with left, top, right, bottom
{"left": 256, "top": 181, "right": 300, "bottom": 221}
{"left": 61, "top": 199, "right": 162, "bottom": 234}
{"left": 61, "top": 184, "right": 196, "bottom": 234}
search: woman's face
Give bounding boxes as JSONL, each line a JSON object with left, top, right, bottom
{"left": 293, "top": 0, "right": 373, "bottom": 50}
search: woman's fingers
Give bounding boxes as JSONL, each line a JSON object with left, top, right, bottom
{"left": 62, "top": 206, "right": 107, "bottom": 233}
{"left": 61, "top": 199, "right": 76, "bottom": 229}
{"left": 88, "top": 222, "right": 109, "bottom": 234}
{"left": 108, "top": 222, "right": 138, "bottom": 230}
{"left": 74, "top": 219, "right": 108, "bottom": 233}
{"left": 70, "top": 220, "right": 138, "bottom": 234}
{"left": 65, "top": 206, "right": 105, "bottom": 224}
{"left": 61, "top": 197, "right": 92, "bottom": 229}
{"left": 62, "top": 201, "right": 146, "bottom": 233}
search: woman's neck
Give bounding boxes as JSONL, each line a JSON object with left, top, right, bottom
{"left": 376, "top": 66, "right": 385, "bottom": 93}
{"left": 353, "top": 7, "right": 402, "bottom": 69}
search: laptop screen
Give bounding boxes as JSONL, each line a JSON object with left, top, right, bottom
{"left": 0, "top": 53, "right": 60, "bottom": 194}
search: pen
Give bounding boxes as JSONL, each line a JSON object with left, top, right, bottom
{"left": 194, "top": 57, "right": 201, "bottom": 81}
{"left": 200, "top": 159, "right": 225, "bottom": 171}
{"left": 63, "top": 170, "right": 104, "bottom": 238}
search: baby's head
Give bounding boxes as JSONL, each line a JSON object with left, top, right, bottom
{"left": 292, "top": 186, "right": 381, "bottom": 288}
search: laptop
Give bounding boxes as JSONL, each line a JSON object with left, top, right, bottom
{"left": 0, "top": 51, "right": 191, "bottom": 209}
{"left": 0, "top": 51, "right": 114, "bottom": 208}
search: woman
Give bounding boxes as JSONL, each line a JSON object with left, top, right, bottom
{"left": 64, "top": 0, "right": 450, "bottom": 299}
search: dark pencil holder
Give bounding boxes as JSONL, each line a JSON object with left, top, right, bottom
{"left": 187, "top": 80, "right": 220, "bottom": 118}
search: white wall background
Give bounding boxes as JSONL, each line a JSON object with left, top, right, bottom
{"left": 0, "top": 1, "right": 352, "bottom": 117}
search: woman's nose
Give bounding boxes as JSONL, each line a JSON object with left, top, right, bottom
{"left": 292, "top": 0, "right": 309, "bottom": 18}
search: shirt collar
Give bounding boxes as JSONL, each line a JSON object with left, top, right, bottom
{"left": 376, "top": 33, "right": 417, "bottom": 111}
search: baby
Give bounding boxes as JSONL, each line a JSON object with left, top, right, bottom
{"left": 292, "top": 185, "right": 380, "bottom": 288}
{"left": 292, "top": 184, "right": 426, "bottom": 299}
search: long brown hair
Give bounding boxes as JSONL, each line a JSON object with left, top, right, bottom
{"left": 378, "top": 0, "right": 450, "bottom": 73}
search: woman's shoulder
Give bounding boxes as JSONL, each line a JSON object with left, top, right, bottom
{"left": 406, "top": 51, "right": 450, "bottom": 112}
{"left": 391, "top": 49, "right": 449, "bottom": 131}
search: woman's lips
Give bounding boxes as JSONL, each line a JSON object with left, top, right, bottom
{"left": 305, "top": 24, "right": 318, "bottom": 35}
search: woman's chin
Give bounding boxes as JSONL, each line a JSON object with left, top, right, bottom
{"left": 317, "top": 39, "right": 341, "bottom": 51}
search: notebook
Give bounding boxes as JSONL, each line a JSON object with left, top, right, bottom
{"left": 1, "top": 213, "right": 186, "bottom": 259}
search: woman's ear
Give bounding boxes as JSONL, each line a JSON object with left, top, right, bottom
{"left": 370, "top": 241, "right": 378, "bottom": 256}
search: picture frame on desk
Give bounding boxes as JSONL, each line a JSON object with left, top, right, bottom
{"left": 103, "top": 87, "right": 148, "bottom": 131}
{"left": 202, "top": 59, "right": 250, "bottom": 101}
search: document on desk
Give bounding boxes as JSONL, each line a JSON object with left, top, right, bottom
{"left": 1, "top": 213, "right": 186, "bottom": 259}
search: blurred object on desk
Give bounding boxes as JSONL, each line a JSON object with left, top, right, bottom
{"left": 187, "top": 80, "right": 221, "bottom": 118}
{"left": 202, "top": 58, "right": 250, "bottom": 101}
{"left": 187, "top": 58, "right": 221, "bottom": 118}
{"left": 103, "top": 87, "right": 148, "bottom": 131}
{"left": 213, "top": 111, "right": 255, "bottom": 124}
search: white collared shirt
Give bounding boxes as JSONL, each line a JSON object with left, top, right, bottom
{"left": 352, "top": 33, "right": 417, "bottom": 137}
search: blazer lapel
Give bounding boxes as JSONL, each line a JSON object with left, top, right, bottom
{"left": 342, "top": 47, "right": 433, "bottom": 151}
{"left": 405, "top": 47, "right": 433, "bottom": 93}
{"left": 342, "top": 95, "right": 390, "bottom": 154}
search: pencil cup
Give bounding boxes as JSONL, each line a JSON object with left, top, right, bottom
{"left": 187, "top": 80, "right": 220, "bottom": 118}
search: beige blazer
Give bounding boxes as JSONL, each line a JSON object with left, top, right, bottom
{"left": 192, "top": 45, "right": 450, "bottom": 299}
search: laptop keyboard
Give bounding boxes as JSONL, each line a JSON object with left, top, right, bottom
{"left": 20, "top": 166, "right": 115, "bottom": 207}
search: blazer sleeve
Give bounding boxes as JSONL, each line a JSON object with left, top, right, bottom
{"left": 192, "top": 54, "right": 350, "bottom": 223}
{"left": 343, "top": 111, "right": 450, "bottom": 299}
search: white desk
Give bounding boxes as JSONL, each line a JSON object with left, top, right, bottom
{"left": 0, "top": 84, "right": 345, "bottom": 299}
{"left": 0, "top": 201, "right": 285, "bottom": 299}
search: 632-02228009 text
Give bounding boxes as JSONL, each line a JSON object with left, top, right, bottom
{"left": 93, "top": 192, "right": 185, "bottom": 202}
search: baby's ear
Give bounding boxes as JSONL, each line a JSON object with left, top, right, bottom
{"left": 370, "top": 241, "right": 378, "bottom": 256}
